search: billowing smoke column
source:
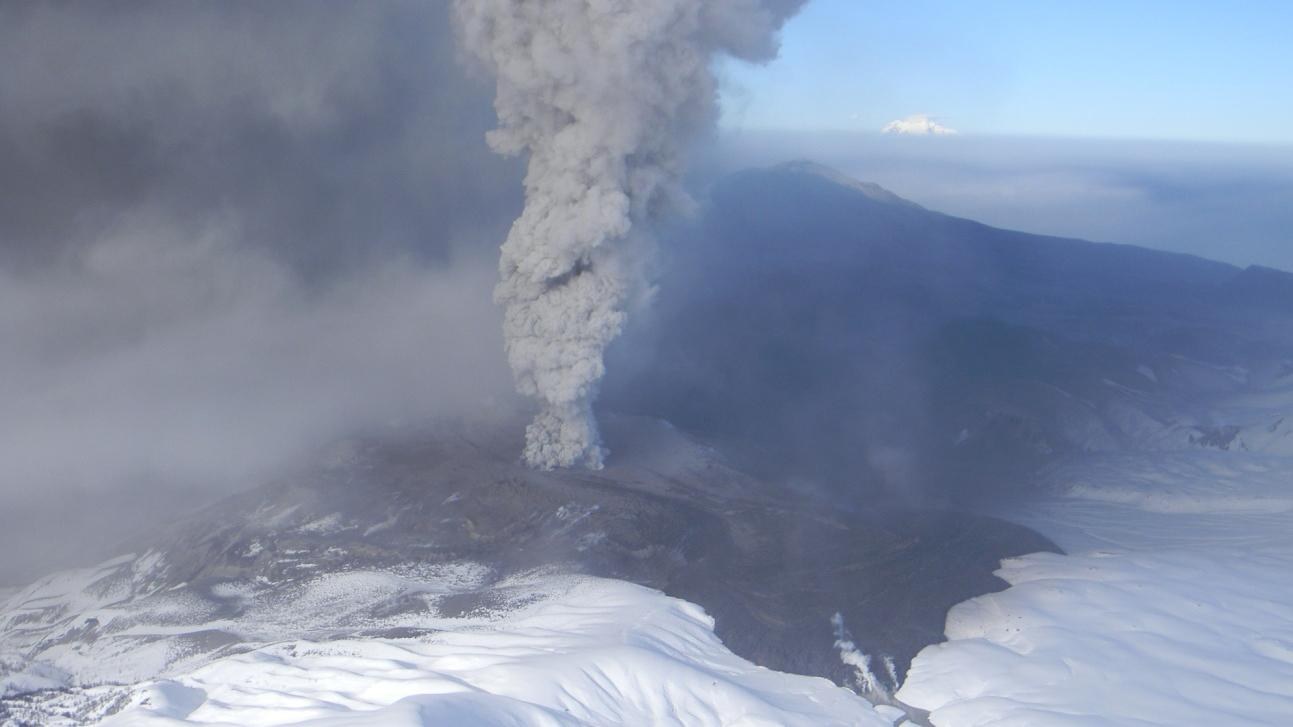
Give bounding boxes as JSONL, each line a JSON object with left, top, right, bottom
{"left": 453, "top": 0, "right": 804, "bottom": 470}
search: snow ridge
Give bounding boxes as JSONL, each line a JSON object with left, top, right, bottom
{"left": 898, "top": 453, "right": 1293, "bottom": 726}
{"left": 102, "top": 576, "right": 889, "bottom": 726}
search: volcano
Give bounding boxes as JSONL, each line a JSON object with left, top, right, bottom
{"left": 0, "top": 414, "right": 1052, "bottom": 724}
{"left": 6, "top": 164, "right": 1293, "bottom": 726}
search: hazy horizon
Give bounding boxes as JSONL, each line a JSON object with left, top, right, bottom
{"left": 706, "top": 129, "right": 1293, "bottom": 271}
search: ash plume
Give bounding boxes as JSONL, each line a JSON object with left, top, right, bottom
{"left": 453, "top": 0, "right": 804, "bottom": 470}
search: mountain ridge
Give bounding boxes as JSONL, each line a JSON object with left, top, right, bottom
{"left": 762, "top": 159, "right": 1273, "bottom": 281}
{"left": 606, "top": 160, "right": 1293, "bottom": 498}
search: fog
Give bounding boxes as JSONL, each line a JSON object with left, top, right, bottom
{"left": 0, "top": 1, "right": 520, "bottom": 584}
{"left": 3, "top": 1, "right": 1290, "bottom": 586}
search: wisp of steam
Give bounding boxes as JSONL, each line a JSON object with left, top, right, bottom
{"left": 453, "top": 0, "right": 804, "bottom": 469}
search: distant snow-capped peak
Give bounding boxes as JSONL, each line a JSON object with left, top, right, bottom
{"left": 882, "top": 114, "right": 958, "bottom": 135}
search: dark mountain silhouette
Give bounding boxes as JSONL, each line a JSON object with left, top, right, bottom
{"left": 606, "top": 162, "right": 1293, "bottom": 500}
{"left": 1218, "top": 265, "right": 1293, "bottom": 310}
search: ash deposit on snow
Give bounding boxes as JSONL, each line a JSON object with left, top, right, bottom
{"left": 0, "top": 415, "right": 1049, "bottom": 725}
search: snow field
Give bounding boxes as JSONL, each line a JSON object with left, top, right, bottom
{"left": 103, "top": 576, "right": 893, "bottom": 726}
{"left": 898, "top": 453, "right": 1293, "bottom": 726}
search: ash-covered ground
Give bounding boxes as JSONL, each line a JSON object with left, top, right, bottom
{"left": 0, "top": 414, "right": 1053, "bottom": 725}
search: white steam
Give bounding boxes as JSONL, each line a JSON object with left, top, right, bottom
{"left": 453, "top": 0, "right": 803, "bottom": 469}
{"left": 831, "top": 611, "right": 898, "bottom": 703}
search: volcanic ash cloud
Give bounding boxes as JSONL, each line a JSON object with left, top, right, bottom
{"left": 453, "top": 0, "right": 803, "bottom": 469}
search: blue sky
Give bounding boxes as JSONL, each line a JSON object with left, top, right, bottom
{"left": 721, "top": 0, "right": 1293, "bottom": 144}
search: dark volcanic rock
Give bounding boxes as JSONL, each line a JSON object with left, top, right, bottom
{"left": 120, "top": 414, "right": 1055, "bottom": 690}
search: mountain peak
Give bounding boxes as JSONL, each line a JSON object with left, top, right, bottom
{"left": 773, "top": 160, "right": 922, "bottom": 209}
{"left": 1219, "top": 264, "right": 1293, "bottom": 309}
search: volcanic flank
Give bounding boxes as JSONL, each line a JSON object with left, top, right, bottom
{"left": 0, "top": 414, "right": 1053, "bottom": 715}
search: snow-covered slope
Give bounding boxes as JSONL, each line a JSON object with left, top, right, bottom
{"left": 897, "top": 451, "right": 1293, "bottom": 725}
{"left": 67, "top": 576, "right": 890, "bottom": 726}
{"left": 1, "top": 416, "right": 1045, "bottom": 725}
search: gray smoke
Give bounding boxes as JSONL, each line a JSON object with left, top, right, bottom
{"left": 0, "top": 1, "right": 524, "bottom": 584}
{"left": 452, "top": 0, "right": 805, "bottom": 469}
